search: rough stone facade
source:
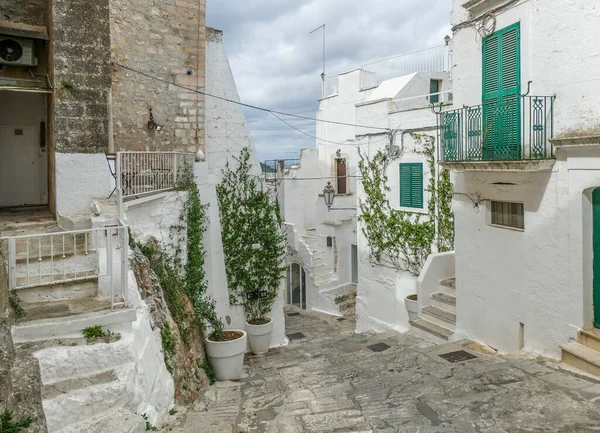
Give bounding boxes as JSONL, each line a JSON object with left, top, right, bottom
{"left": 52, "top": 0, "right": 112, "bottom": 153}
{"left": 0, "top": 0, "right": 47, "bottom": 26}
{"left": 109, "top": 0, "right": 206, "bottom": 153}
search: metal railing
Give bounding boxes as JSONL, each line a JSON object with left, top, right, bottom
{"left": 324, "top": 76, "right": 339, "bottom": 98}
{"left": 4, "top": 226, "right": 129, "bottom": 309}
{"left": 116, "top": 151, "right": 195, "bottom": 201}
{"left": 361, "top": 45, "right": 447, "bottom": 90}
{"left": 439, "top": 95, "right": 556, "bottom": 162}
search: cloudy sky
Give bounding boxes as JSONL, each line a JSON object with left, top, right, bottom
{"left": 206, "top": 0, "right": 452, "bottom": 162}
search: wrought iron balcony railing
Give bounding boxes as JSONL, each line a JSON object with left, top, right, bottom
{"left": 439, "top": 95, "right": 555, "bottom": 162}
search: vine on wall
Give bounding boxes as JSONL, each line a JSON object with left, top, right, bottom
{"left": 216, "top": 147, "right": 287, "bottom": 323}
{"left": 358, "top": 134, "right": 454, "bottom": 276}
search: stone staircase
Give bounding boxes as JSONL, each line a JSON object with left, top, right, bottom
{"left": 301, "top": 232, "right": 338, "bottom": 289}
{"left": 410, "top": 277, "right": 456, "bottom": 343}
{"left": 561, "top": 328, "right": 600, "bottom": 378}
{"left": 323, "top": 283, "right": 357, "bottom": 317}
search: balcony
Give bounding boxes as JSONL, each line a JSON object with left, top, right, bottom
{"left": 439, "top": 95, "right": 556, "bottom": 171}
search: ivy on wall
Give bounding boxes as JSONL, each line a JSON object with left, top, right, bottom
{"left": 216, "top": 148, "right": 287, "bottom": 323}
{"left": 358, "top": 134, "right": 454, "bottom": 276}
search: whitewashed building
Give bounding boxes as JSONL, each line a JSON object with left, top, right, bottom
{"left": 432, "top": 0, "right": 600, "bottom": 373}
{"left": 277, "top": 46, "right": 453, "bottom": 329}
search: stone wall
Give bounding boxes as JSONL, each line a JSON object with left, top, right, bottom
{"left": 52, "top": 0, "right": 112, "bottom": 153}
{"left": 0, "top": 0, "right": 47, "bottom": 26}
{"left": 109, "top": 0, "right": 206, "bottom": 152}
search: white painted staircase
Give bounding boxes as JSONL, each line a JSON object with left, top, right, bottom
{"left": 301, "top": 232, "right": 338, "bottom": 289}
{"left": 561, "top": 328, "right": 600, "bottom": 378}
{"left": 410, "top": 277, "right": 456, "bottom": 343}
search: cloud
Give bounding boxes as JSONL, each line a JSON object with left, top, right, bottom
{"left": 207, "top": 0, "right": 451, "bottom": 161}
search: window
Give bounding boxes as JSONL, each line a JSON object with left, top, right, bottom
{"left": 482, "top": 23, "right": 521, "bottom": 160}
{"left": 399, "top": 163, "right": 423, "bottom": 209}
{"left": 430, "top": 79, "right": 441, "bottom": 104}
{"left": 490, "top": 201, "right": 524, "bottom": 230}
{"left": 336, "top": 158, "right": 347, "bottom": 194}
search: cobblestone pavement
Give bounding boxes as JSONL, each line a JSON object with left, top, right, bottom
{"left": 165, "top": 308, "right": 600, "bottom": 432}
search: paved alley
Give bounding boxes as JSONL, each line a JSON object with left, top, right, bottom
{"left": 165, "top": 308, "right": 600, "bottom": 432}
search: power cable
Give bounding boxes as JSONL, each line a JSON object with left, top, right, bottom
{"left": 111, "top": 61, "right": 391, "bottom": 132}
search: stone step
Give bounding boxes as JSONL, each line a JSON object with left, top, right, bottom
{"left": 14, "top": 278, "right": 99, "bottom": 304}
{"left": 430, "top": 292, "right": 456, "bottom": 313}
{"left": 337, "top": 299, "right": 356, "bottom": 317}
{"left": 561, "top": 341, "right": 600, "bottom": 378}
{"left": 35, "top": 334, "right": 133, "bottom": 385}
{"left": 15, "top": 252, "right": 99, "bottom": 280}
{"left": 42, "top": 365, "right": 133, "bottom": 433}
{"left": 54, "top": 408, "right": 145, "bottom": 433}
{"left": 579, "top": 328, "right": 600, "bottom": 352}
{"left": 409, "top": 318, "right": 453, "bottom": 343}
{"left": 440, "top": 278, "right": 456, "bottom": 290}
{"left": 12, "top": 307, "right": 136, "bottom": 343}
{"left": 421, "top": 305, "right": 456, "bottom": 331}
{"left": 42, "top": 369, "right": 118, "bottom": 399}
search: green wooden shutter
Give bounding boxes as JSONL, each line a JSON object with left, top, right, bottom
{"left": 399, "top": 163, "right": 423, "bottom": 209}
{"left": 430, "top": 80, "right": 440, "bottom": 104}
{"left": 482, "top": 23, "right": 521, "bottom": 160}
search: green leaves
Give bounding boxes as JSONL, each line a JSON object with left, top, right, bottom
{"left": 217, "top": 148, "right": 287, "bottom": 322}
{"left": 358, "top": 135, "right": 454, "bottom": 276}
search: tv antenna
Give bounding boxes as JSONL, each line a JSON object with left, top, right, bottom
{"left": 310, "top": 24, "right": 326, "bottom": 98}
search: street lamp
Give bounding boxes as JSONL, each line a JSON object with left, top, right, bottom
{"left": 323, "top": 181, "right": 335, "bottom": 210}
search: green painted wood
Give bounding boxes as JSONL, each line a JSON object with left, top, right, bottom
{"left": 482, "top": 22, "right": 521, "bottom": 160}
{"left": 430, "top": 80, "right": 440, "bottom": 104}
{"left": 399, "top": 163, "right": 423, "bottom": 209}
{"left": 593, "top": 188, "right": 600, "bottom": 329}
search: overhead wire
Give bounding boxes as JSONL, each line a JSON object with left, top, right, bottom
{"left": 111, "top": 61, "right": 391, "bottom": 132}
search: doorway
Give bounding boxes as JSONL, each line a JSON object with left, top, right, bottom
{"left": 0, "top": 92, "right": 48, "bottom": 208}
{"left": 593, "top": 188, "right": 600, "bottom": 328}
{"left": 286, "top": 263, "right": 306, "bottom": 309}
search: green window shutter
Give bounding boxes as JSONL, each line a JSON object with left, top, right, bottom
{"left": 399, "top": 163, "right": 423, "bottom": 209}
{"left": 430, "top": 80, "right": 440, "bottom": 104}
{"left": 482, "top": 23, "right": 521, "bottom": 160}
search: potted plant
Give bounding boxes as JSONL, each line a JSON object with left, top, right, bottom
{"left": 244, "top": 290, "right": 276, "bottom": 355}
{"left": 405, "top": 294, "right": 418, "bottom": 321}
{"left": 200, "top": 299, "right": 247, "bottom": 381}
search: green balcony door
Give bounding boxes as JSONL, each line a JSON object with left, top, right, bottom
{"left": 593, "top": 188, "right": 600, "bottom": 329}
{"left": 482, "top": 23, "right": 521, "bottom": 160}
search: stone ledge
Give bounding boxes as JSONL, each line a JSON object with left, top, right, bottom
{"left": 550, "top": 134, "right": 600, "bottom": 148}
{"left": 440, "top": 159, "right": 555, "bottom": 172}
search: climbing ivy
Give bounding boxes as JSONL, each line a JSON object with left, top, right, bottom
{"left": 216, "top": 148, "right": 287, "bottom": 323}
{"left": 139, "top": 164, "right": 224, "bottom": 341}
{"left": 358, "top": 134, "right": 454, "bottom": 276}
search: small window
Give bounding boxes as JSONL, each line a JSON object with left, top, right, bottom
{"left": 399, "top": 163, "right": 423, "bottom": 209}
{"left": 490, "top": 201, "right": 524, "bottom": 230}
{"left": 430, "top": 80, "right": 441, "bottom": 104}
{"left": 336, "top": 158, "right": 347, "bottom": 194}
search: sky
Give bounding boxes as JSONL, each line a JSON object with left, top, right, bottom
{"left": 206, "top": 0, "right": 452, "bottom": 163}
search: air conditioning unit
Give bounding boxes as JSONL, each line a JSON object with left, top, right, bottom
{"left": 0, "top": 37, "right": 38, "bottom": 66}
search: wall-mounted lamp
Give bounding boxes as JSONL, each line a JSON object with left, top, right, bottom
{"left": 444, "top": 35, "right": 451, "bottom": 46}
{"left": 147, "top": 108, "right": 163, "bottom": 131}
{"left": 323, "top": 181, "right": 335, "bottom": 210}
{"left": 336, "top": 149, "right": 342, "bottom": 158}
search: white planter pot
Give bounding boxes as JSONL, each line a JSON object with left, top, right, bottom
{"left": 245, "top": 318, "right": 273, "bottom": 355}
{"left": 204, "top": 330, "right": 247, "bottom": 381}
{"left": 405, "top": 295, "right": 418, "bottom": 321}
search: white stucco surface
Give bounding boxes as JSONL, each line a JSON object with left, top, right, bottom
{"left": 448, "top": 0, "right": 600, "bottom": 358}
{"left": 55, "top": 153, "right": 113, "bottom": 217}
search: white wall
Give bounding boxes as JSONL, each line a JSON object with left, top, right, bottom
{"left": 449, "top": 0, "right": 600, "bottom": 357}
{"left": 205, "top": 28, "right": 260, "bottom": 178}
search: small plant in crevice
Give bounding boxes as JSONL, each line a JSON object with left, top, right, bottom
{"left": 216, "top": 147, "right": 287, "bottom": 325}
{"left": 358, "top": 134, "right": 454, "bottom": 276}
{"left": 199, "top": 359, "right": 216, "bottom": 384}
{"left": 82, "top": 325, "right": 110, "bottom": 340}
{"left": 139, "top": 413, "right": 158, "bottom": 431}
{"left": 8, "top": 295, "right": 25, "bottom": 318}
{"left": 160, "top": 324, "right": 176, "bottom": 373}
{"left": 168, "top": 408, "right": 177, "bottom": 416}
{"left": 1, "top": 410, "right": 32, "bottom": 433}
{"left": 61, "top": 80, "right": 75, "bottom": 90}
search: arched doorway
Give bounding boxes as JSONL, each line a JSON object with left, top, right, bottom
{"left": 286, "top": 263, "right": 306, "bottom": 309}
